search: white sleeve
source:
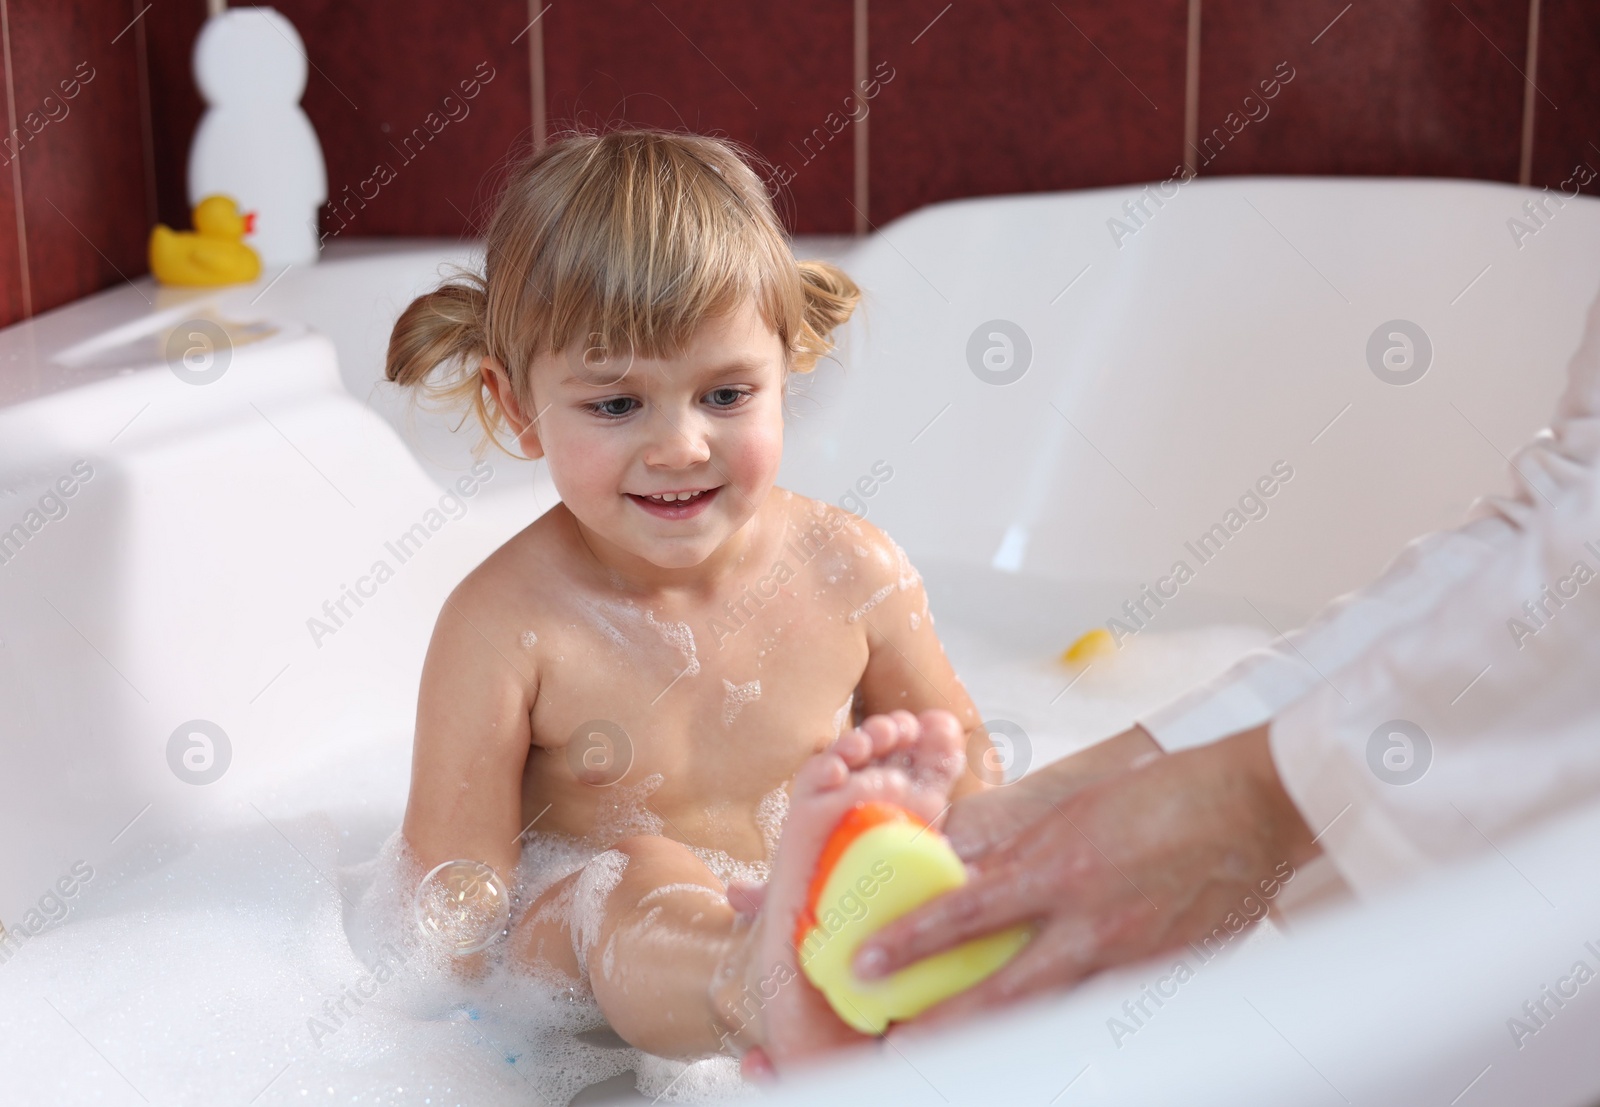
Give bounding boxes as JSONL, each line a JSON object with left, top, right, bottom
{"left": 1135, "top": 521, "right": 1507, "bottom": 753}
{"left": 1140, "top": 285, "right": 1600, "bottom": 764}
{"left": 1270, "top": 427, "right": 1600, "bottom": 894}
{"left": 1148, "top": 283, "right": 1600, "bottom": 896}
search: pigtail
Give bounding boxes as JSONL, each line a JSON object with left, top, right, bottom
{"left": 789, "top": 259, "right": 862, "bottom": 373}
{"left": 385, "top": 274, "right": 518, "bottom": 455}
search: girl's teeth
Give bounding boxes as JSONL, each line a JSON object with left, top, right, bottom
{"left": 649, "top": 490, "right": 704, "bottom": 503}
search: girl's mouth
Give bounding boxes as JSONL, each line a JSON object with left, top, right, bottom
{"left": 627, "top": 486, "right": 720, "bottom": 519}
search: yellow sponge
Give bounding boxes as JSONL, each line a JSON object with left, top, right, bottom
{"left": 794, "top": 802, "right": 1031, "bottom": 1035}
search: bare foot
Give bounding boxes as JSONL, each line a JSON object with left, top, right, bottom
{"left": 710, "top": 709, "right": 966, "bottom": 1071}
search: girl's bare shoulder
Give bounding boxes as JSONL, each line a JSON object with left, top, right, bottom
{"left": 441, "top": 504, "right": 580, "bottom": 648}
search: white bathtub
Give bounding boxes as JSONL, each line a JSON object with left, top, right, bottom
{"left": 2, "top": 177, "right": 1598, "bottom": 1104}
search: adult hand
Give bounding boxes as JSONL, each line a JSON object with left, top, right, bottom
{"left": 851, "top": 723, "right": 1321, "bottom": 1027}
{"left": 721, "top": 724, "right": 1161, "bottom": 921}
{"left": 941, "top": 724, "right": 1165, "bottom": 860}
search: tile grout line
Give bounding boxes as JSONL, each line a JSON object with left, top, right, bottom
{"left": 1517, "top": 0, "right": 1541, "bottom": 186}
{"left": 1182, "top": 0, "right": 1201, "bottom": 176}
{"left": 854, "top": 0, "right": 869, "bottom": 235}
{"left": 529, "top": 0, "right": 546, "bottom": 152}
{"left": 132, "top": 1, "right": 159, "bottom": 233}
{"left": 0, "top": 0, "right": 32, "bottom": 319}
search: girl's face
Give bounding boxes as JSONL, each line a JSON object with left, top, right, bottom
{"left": 524, "top": 296, "right": 787, "bottom": 574}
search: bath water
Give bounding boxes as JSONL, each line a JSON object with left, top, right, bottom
{"left": 0, "top": 566, "right": 1272, "bottom": 1104}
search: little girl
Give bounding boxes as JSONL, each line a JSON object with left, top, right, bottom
{"left": 383, "top": 128, "right": 995, "bottom": 1075}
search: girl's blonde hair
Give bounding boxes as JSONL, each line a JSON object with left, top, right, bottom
{"left": 385, "top": 127, "right": 861, "bottom": 454}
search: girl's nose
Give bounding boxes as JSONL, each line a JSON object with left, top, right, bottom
{"left": 643, "top": 411, "right": 712, "bottom": 469}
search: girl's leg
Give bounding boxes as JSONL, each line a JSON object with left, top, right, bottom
{"left": 509, "top": 709, "right": 968, "bottom": 1065}
{"left": 511, "top": 835, "right": 740, "bottom": 1058}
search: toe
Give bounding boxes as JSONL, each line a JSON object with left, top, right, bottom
{"left": 831, "top": 726, "right": 873, "bottom": 768}
{"left": 907, "top": 710, "right": 966, "bottom": 786}
{"left": 858, "top": 714, "right": 900, "bottom": 759}
{"left": 888, "top": 709, "right": 920, "bottom": 745}
{"left": 792, "top": 750, "right": 850, "bottom": 799}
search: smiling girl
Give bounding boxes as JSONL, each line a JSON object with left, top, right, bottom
{"left": 383, "top": 128, "right": 993, "bottom": 1072}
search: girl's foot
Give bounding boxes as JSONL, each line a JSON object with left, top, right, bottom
{"left": 711, "top": 709, "right": 966, "bottom": 1071}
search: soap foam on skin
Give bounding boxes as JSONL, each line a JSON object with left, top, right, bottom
{"left": 831, "top": 695, "right": 854, "bottom": 739}
{"left": 646, "top": 611, "right": 701, "bottom": 676}
{"left": 889, "top": 541, "right": 921, "bottom": 591}
{"left": 574, "top": 595, "right": 632, "bottom": 650}
{"left": 721, "top": 678, "right": 761, "bottom": 725}
{"left": 589, "top": 772, "right": 668, "bottom": 842}
{"left": 568, "top": 850, "right": 630, "bottom": 967}
{"left": 756, "top": 785, "right": 791, "bottom": 861}
{"left": 846, "top": 582, "right": 895, "bottom": 623}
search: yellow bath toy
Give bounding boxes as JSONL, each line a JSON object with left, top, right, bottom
{"left": 1059, "top": 627, "right": 1115, "bottom": 666}
{"left": 794, "top": 801, "right": 1031, "bottom": 1035}
{"left": 148, "top": 195, "right": 262, "bottom": 286}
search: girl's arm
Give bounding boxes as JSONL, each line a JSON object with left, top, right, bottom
{"left": 401, "top": 578, "right": 537, "bottom": 889}
{"left": 849, "top": 527, "right": 995, "bottom": 797}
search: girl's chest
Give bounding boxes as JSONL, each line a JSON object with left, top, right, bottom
{"left": 527, "top": 594, "right": 868, "bottom": 789}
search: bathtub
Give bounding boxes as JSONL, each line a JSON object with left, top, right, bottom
{"left": 2, "top": 176, "right": 1598, "bottom": 1104}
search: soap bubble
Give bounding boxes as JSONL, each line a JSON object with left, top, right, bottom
{"left": 412, "top": 859, "right": 511, "bottom": 955}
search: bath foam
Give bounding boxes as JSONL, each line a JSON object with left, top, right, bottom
{"left": 352, "top": 820, "right": 745, "bottom": 1102}
{"left": 756, "top": 785, "right": 791, "bottom": 861}
{"left": 646, "top": 609, "right": 700, "bottom": 676}
{"left": 637, "top": 882, "right": 727, "bottom": 909}
{"left": 576, "top": 595, "right": 631, "bottom": 650}
{"left": 889, "top": 540, "right": 921, "bottom": 591}
{"left": 590, "top": 772, "right": 667, "bottom": 842}
{"left": 831, "top": 694, "right": 855, "bottom": 739}
{"left": 687, "top": 845, "right": 771, "bottom": 888}
{"left": 11, "top": 711, "right": 755, "bottom": 1105}
{"left": 520, "top": 629, "right": 538, "bottom": 648}
{"left": 568, "top": 849, "right": 629, "bottom": 967}
{"left": 847, "top": 582, "right": 896, "bottom": 623}
{"left": 721, "top": 677, "right": 761, "bottom": 725}
{"left": 0, "top": 621, "right": 1282, "bottom": 1103}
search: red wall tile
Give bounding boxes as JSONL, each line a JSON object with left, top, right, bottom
{"left": 867, "top": 0, "right": 1190, "bottom": 227}
{"left": 9, "top": 0, "right": 149, "bottom": 316}
{"left": 543, "top": 0, "right": 856, "bottom": 235}
{"left": 143, "top": 0, "right": 204, "bottom": 234}
{"left": 1531, "top": 0, "right": 1600, "bottom": 195}
{"left": 272, "top": 0, "right": 533, "bottom": 240}
{"left": 1197, "top": 0, "right": 1526, "bottom": 181}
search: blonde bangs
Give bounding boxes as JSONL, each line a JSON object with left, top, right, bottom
{"left": 485, "top": 131, "right": 803, "bottom": 397}
{"left": 385, "top": 127, "right": 861, "bottom": 456}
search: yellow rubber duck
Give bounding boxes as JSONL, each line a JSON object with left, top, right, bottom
{"left": 148, "top": 195, "right": 262, "bottom": 286}
{"left": 1059, "top": 626, "right": 1115, "bottom": 667}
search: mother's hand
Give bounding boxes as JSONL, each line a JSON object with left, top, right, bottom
{"left": 941, "top": 724, "right": 1165, "bottom": 860}
{"left": 852, "top": 724, "right": 1320, "bottom": 1027}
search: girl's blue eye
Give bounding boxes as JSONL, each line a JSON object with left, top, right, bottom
{"left": 706, "top": 387, "right": 750, "bottom": 409}
{"left": 590, "top": 397, "right": 638, "bottom": 419}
